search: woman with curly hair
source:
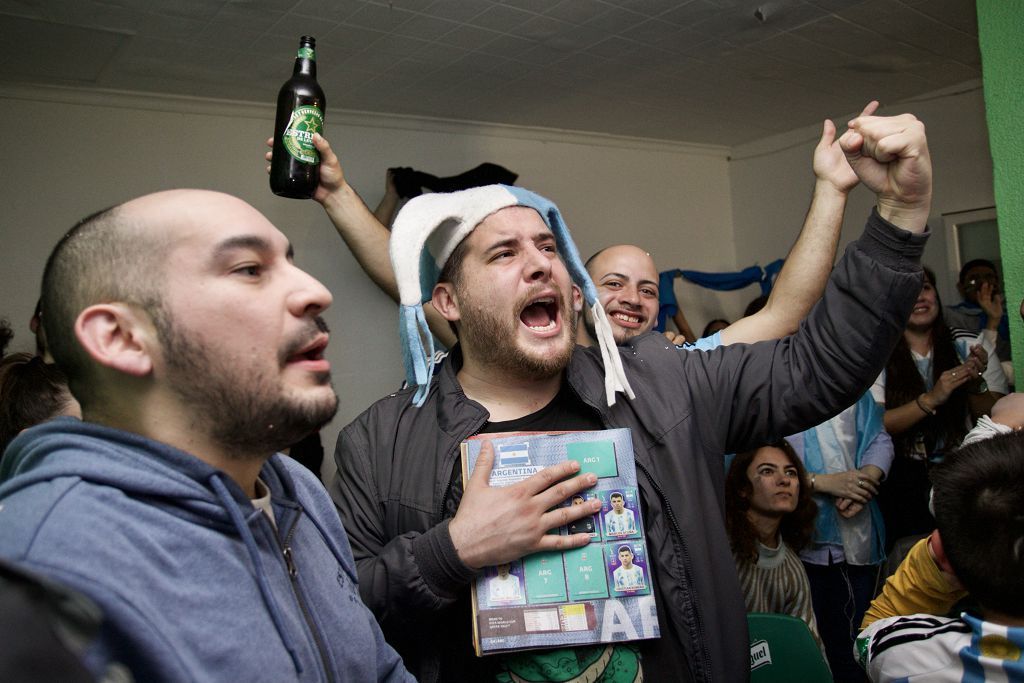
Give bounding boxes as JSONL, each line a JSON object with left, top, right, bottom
{"left": 871, "top": 268, "right": 1007, "bottom": 551}
{"left": 725, "top": 441, "right": 824, "bottom": 654}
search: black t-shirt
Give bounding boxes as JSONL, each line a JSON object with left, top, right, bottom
{"left": 481, "top": 383, "right": 604, "bottom": 435}
{"left": 445, "top": 382, "right": 602, "bottom": 518}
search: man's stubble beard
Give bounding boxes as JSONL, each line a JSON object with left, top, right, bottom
{"left": 584, "top": 309, "right": 636, "bottom": 346}
{"left": 457, "top": 285, "right": 578, "bottom": 381}
{"left": 151, "top": 303, "right": 338, "bottom": 458}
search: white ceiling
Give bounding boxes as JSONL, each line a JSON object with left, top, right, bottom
{"left": 0, "top": 0, "right": 980, "bottom": 146}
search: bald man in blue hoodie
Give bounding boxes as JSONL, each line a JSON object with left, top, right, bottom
{"left": 0, "top": 190, "right": 412, "bottom": 682}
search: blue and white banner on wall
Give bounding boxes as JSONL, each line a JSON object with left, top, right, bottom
{"left": 656, "top": 259, "right": 784, "bottom": 331}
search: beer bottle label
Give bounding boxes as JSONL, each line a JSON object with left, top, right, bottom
{"left": 297, "top": 47, "right": 315, "bottom": 60}
{"left": 281, "top": 105, "right": 323, "bottom": 164}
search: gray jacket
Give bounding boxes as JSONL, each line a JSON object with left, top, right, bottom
{"left": 331, "top": 210, "right": 927, "bottom": 682}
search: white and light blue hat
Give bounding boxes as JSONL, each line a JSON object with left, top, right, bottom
{"left": 390, "top": 184, "right": 634, "bottom": 407}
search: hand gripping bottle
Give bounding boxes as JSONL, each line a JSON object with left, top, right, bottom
{"left": 270, "top": 36, "right": 326, "bottom": 199}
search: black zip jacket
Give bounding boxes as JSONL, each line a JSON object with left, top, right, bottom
{"left": 331, "top": 209, "right": 927, "bottom": 682}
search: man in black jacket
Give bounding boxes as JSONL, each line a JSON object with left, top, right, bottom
{"left": 332, "top": 111, "right": 933, "bottom": 682}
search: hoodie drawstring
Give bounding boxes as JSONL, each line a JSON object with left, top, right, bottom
{"left": 209, "top": 473, "right": 303, "bottom": 675}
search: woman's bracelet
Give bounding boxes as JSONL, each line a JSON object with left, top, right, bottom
{"left": 809, "top": 473, "right": 816, "bottom": 491}
{"left": 915, "top": 394, "right": 935, "bottom": 416}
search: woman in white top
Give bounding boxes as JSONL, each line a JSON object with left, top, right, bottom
{"left": 871, "top": 268, "right": 1007, "bottom": 550}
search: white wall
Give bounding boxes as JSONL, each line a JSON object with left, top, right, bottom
{"left": 0, "top": 84, "right": 735, "bottom": 474}
{"left": 729, "top": 83, "right": 994, "bottom": 306}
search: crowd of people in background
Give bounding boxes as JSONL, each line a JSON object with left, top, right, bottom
{"left": 1, "top": 104, "right": 1022, "bottom": 683}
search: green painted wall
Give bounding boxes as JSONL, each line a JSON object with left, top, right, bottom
{"left": 977, "top": 1, "right": 1024, "bottom": 383}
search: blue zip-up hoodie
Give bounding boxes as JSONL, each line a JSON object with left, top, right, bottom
{"left": 0, "top": 417, "right": 413, "bottom": 683}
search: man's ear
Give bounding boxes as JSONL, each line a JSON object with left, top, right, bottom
{"left": 431, "top": 282, "right": 461, "bottom": 323}
{"left": 571, "top": 284, "right": 583, "bottom": 313}
{"left": 75, "top": 303, "right": 156, "bottom": 378}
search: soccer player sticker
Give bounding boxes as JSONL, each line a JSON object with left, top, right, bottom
{"left": 485, "top": 561, "right": 526, "bottom": 607}
{"left": 606, "top": 542, "right": 650, "bottom": 596}
{"left": 599, "top": 488, "right": 642, "bottom": 540}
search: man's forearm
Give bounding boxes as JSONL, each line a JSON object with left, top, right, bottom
{"left": 716, "top": 210, "right": 927, "bottom": 456}
{"left": 672, "top": 310, "right": 696, "bottom": 344}
{"left": 321, "top": 183, "right": 401, "bottom": 301}
{"left": 373, "top": 192, "right": 402, "bottom": 229}
{"left": 321, "top": 183, "right": 458, "bottom": 349}
{"left": 764, "top": 180, "right": 846, "bottom": 326}
{"left": 722, "top": 181, "right": 846, "bottom": 344}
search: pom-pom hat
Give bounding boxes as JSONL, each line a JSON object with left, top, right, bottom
{"left": 390, "top": 184, "right": 634, "bottom": 407}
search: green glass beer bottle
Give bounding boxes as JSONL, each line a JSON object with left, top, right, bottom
{"left": 270, "top": 36, "right": 326, "bottom": 199}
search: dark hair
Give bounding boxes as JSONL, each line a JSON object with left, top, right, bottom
{"left": 932, "top": 432, "right": 1024, "bottom": 616}
{"left": 40, "top": 203, "right": 164, "bottom": 405}
{"left": 0, "top": 352, "right": 75, "bottom": 453}
{"left": 958, "top": 258, "right": 996, "bottom": 284}
{"left": 435, "top": 237, "right": 472, "bottom": 341}
{"left": 884, "top": 267, "right": 967, "bottom": 454}
{"left": 700, "top": 318, "right": 730, "bottom": 339}
{"left": 743, "top": 295, "right": 768, "bottom": 318}
{"left": 725, "top": 441, "right": 818, "bottom": 563}
{"left": 437, "top": 236, "right": 470, "bottom": 291}
{"left": 30, "top": 299, "right": 46, "bottom": 357}
{"left": 0, "top": 319, "right": 12, "bottom": 358}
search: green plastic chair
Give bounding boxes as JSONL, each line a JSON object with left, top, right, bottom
{"left": 747, "top": 612, "right": 832, "bottom": 682}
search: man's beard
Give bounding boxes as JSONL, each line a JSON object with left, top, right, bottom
{"left": 458, "top": 285, "right": 577, "bottom": 381}
{"left": 583, "top": 307, "right": 640, "bottom": 346}
{"left": 152, "top": 305, "right": 338, "bottom": 458}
